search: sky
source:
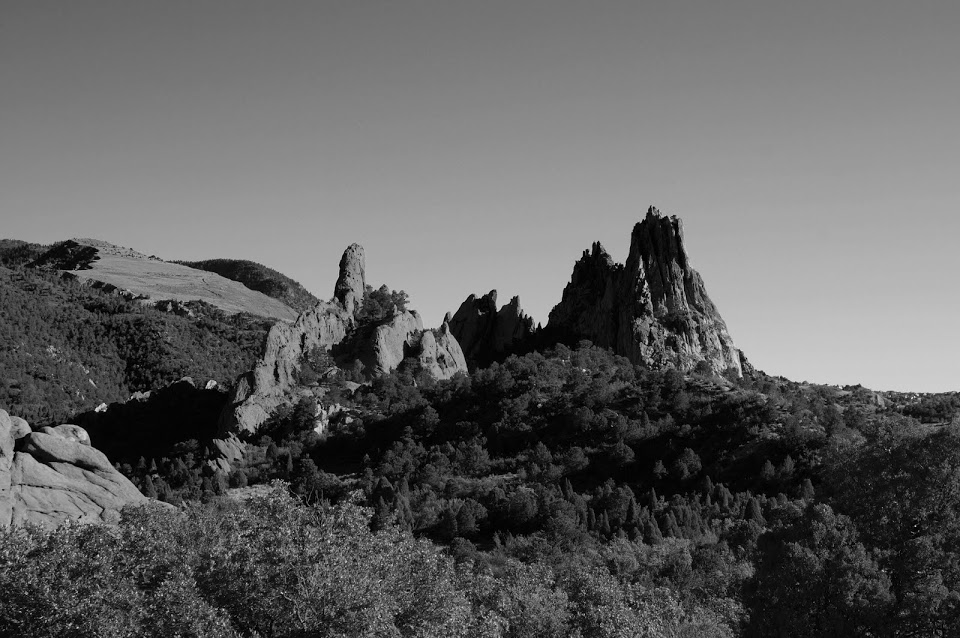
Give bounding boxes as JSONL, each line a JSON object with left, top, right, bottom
{"left": 1, "top": 1, "right": 958, "bottom": 392}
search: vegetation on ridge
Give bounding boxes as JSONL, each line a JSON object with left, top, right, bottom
{"left": 177, "top": 258, "right": 320, "bottom": 313}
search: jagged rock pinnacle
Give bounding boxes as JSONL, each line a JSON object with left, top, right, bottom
{"left": 449, "top": 290, "right": 535, "bottom": 368}
{"left": 548, "top": 206, "right": 742, "bottom": 376}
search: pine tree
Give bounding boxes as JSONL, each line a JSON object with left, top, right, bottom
{"left": 644, "top": 517, "right": 663, "bottom": 545}
{"left": 142, "top": 474, "right": 158, "bottom": 499}
{"left": 598, "top": 511, "right": 611, "bottom": 536}
{"left": 745, "top": 497, "right": 766, "bottom": 526}
{"left": 663, "top": 512, "right": 681, "bottom": 538}
{"left": 760, "top": 459, "right": 776, "bottom": 483}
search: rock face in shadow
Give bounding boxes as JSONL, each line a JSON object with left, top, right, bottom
{"left": 219, "top": 245, "right": 468, "bottom": 436}
{"left": 75, "top": 377, "right": 228, "bottom": 468}
{"left": 449, "top": 290, "right": 536, "bottom": 368}
{"left": 0, "top": 409, "right": 146, "bottom": 528}
{"left": 548, "top": 207, "right": 742, "bottom": 376}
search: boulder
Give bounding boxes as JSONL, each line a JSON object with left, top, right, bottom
{"left": 9, "top": 415, "right": 30, "bottom": 439}
{"left": 0, "top": 411, "right": 146, "bottom": 528}
{"left": 0, "top": 411, "right": 15, "bottom": 526}
{"left": 208, "top": 434, "right": 246, "bottom": 473}
{"left": 548, "top": 206, "right": 743, "bottom": 376}
{"left": 39, "top": 424, "right": 91, "bottom": 445}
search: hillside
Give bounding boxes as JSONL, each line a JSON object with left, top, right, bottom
{"left": 0, "top": 240, "right": 46, "bottom": 268}
{"left": 177, "top": 258, "right": 320, "bottom": 313}
{"left": 0, "top": 264, "right": 270, "bottom": 424}
{"left": 29, "top": 239, "right": 299, "bottom": 321}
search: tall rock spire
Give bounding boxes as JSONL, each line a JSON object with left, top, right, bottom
{"left": 334, "top": 243, "right": 366, "bottom": 317}
{"left": 548, "top": 206, "right": 743, "bottom": 376}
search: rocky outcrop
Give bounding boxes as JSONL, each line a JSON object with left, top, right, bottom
{"left": 415, "top": 321, "right": 469, "bottom": 381}
{"left": 220, "top": 301, "right": 351, "bottom": 434}
{"left": 449, "top": 291, "right": 536, "bottom": 367}
{"left": 356, "top": 310, "right": 468, "bottom": 380}
{"left": 219, "top": 244, "right": 468, "bottom": 436}
{"left": 334, "top": 243, "right": 366, "bottom": 318}
{"left": 0, "top": 410, "right": 146, "bottom": 528}
{"left": 548, "top": 207, "right": 742, "bottom": 376}
{"left": 358, "top": 310, "right": 423, "bottom": 376}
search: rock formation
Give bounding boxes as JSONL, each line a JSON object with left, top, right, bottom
{"left": 220, "top": 300, "right": 352, "bottom": 434}
{"left": 334, "top": 243, "right": 366, "bottom": 318}
{"left": 0, "top": 409, "right": 146, "bottom": 527}
{"left": 449, "top": 291, "right": 536, "bottom": 367}
{"left": 219, "top": 244, "right": 468, "bottom": 436}
{"left": 417, "top": 322, "right": 469, "bottom": 381}
{"left": 548, "top": 207, "right": 742, "bottom": 376}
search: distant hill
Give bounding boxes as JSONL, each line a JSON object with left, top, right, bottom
{"left": 177, "top": 258, "right": 319, "bottom": 313}
{"left": 0, "top": 239, "right": 47, "bottom": 268}
{"left": 29, "top": 239, "right": 299, "bottom": 321}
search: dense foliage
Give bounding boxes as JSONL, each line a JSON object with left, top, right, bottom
{"left": 177, "top": 258, "right": 319, "bottom": 313}
{"left": 356, "top": 283, "right": 410, "bottom": 324}
{"left": 0, "top": 240, "right": 46, "bottom": 268}
{"left": 0, "top": 263, "right": 269, "bottom": 425}
{"left": 0, "top": 487, "right": 734, "bottom": 638}
{"left": 116, "top": 340, "right": 960, "bottom": 637}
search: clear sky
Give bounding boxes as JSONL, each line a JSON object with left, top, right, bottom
{"left": 2, "top": 1, "right": 958, "bottom": 392}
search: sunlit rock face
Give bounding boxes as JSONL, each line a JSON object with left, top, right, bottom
{"left": 219, "top": 244, "right": 467, "bottom": 436}
{"left": 0, "top": 410, "right": 146, "bottom": 528}
{"left": 548, "top": 206, "right": 742, "bottom": 376}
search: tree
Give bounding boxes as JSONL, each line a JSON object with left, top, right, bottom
{"left": 672, "top": 448, "right": 702, "bottom": 481}
{"left": 746, "top": 504, "right": 893, "bottom": 638}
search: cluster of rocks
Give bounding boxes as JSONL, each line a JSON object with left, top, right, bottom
{"left": 0, "top": 409, "right": 146, "bottom": 528}
{"left": 548, "top": 207, "right": 743, "bottom": 376}
{"left": 447, "top": 290, "right": 536, "bottom": 368}
{"left": 219, "top": 244, "right": 468, "bottom": 435}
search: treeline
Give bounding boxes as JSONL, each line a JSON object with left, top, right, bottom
{"left": 177, "top": 258, "right": 319, "bottom": 313}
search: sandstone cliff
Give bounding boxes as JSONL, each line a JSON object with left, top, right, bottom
{"left": 548, "top": 207, "right": 742, "bottom": 376}
{"left": 0, "top": 410, "right": 146, "bottom": 527}
{"left": 449, "top": 290, "right": 536, "bottom": 367}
